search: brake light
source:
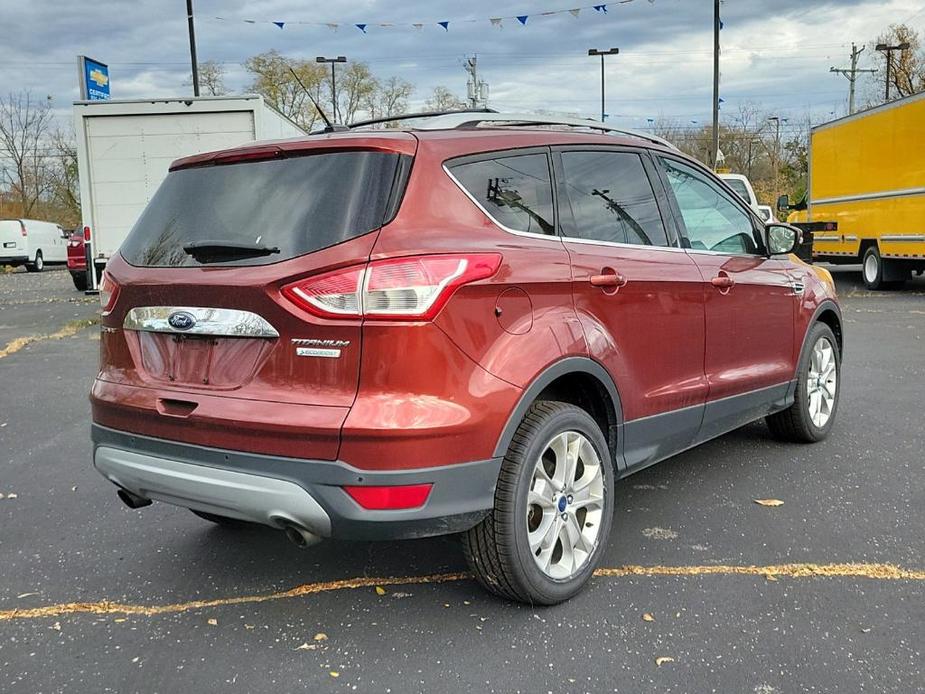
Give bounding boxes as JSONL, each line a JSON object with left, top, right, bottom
{"left": 83, "top": 225, "right": 91, "bottom": 241}
{"left": 342, "top": 484, "right": 433, "bottom": 510}
{"left": 20, "top": 221, "right": 27, "bottom": 237}
{"left": 282, "top": 253, "right": 501, "bottom": 321}
{"left": 99, "top": 272, "right": 119, "bottom": 314}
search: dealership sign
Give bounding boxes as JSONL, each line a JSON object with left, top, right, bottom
{"left": 78, "top": 56, "right": 110, "bottom": 100}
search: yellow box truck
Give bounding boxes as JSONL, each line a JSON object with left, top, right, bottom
{"left": 785, "top": 91, "right": 925, "bottom": 289}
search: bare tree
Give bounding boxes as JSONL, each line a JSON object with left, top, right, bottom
{"left": 335, "top": 63, "right": 379, "bottom": 124}
{"left": 866, "top": 24, "right": 925, "bottom": 104}
{"left": 47, "top": 129, "right": 81, "bottom": 227}
{"left": 425, "top": 86, "right": 466, "bottom": 111}
{"left": 0, "top": 91, "right": 54, "bottom": 217}
{"left": 198, "top": 60, "right": 228, "bottom": 96}
{"left": 244, "top": 51, "right": 327, "bottom": 130}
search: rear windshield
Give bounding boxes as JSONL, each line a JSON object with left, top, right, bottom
{"left": 120, "top": 151, "right": 405, "bottom": 267}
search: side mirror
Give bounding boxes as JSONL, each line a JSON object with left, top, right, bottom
{"left": 765, "top": 223, "right": 801, "bottom": 255}
{"left": 776, "top": 194, "right": 790, "bottom": 211}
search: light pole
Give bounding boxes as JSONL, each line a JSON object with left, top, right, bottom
{"left": 316, "top": 56, "right": 347, "bottom": 122}
{"left": 768, "top": 115, "right": 788, "bottom": 197}
{"left": 588, "top": 48, "right": 619, "bottom": 122}
{"left": 875, "top": 42, "right": 910, "bottom": 101}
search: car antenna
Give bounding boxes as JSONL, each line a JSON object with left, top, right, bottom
{"left": 287, "top": 67, "right": 344, "bottom": 132}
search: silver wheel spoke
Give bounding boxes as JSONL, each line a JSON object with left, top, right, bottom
{"left": 526, "top": 429, "right": 606, "bottom": 580}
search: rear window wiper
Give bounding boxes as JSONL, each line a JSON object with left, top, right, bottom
{"left": 182, "top": 240, "right": 281, "bottom": 263}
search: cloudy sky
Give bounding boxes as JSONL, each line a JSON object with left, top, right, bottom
{"left": 6, "top": 0, "right": 925, "bottom": 134}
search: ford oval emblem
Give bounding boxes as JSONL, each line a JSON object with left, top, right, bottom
{"left": 167, "top": 311, "right": 196, "bottom": 331}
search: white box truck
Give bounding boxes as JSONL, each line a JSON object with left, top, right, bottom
{"left": 73, "top": 95, "right": 305, "bottom": 288}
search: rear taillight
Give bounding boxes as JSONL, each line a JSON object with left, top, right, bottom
{"left": 282, "top": 253, "right": 501, "bottom": 321}
{"left": 20, "top": 221, "right": 27, "bottom": 237}
{"left": 99, "top": 272, "right": 119, "bottom": 314}
{"left": 83, "top": 225, "right": 91, "bottom": 241}
{"left": 342, "top": 484, "right": 433, "bottom": 510}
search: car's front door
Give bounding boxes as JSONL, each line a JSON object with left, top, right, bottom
{"left": 655, "top": 155, "right": 796, "bottom": 441}
{"left": 554, "top": 147, "right": 707, "bottom": 470}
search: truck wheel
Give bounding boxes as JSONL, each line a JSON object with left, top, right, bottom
{"left": 767, "top": 322, "right": 840, "bottom": 443}
{"left": 70, "top": 272, "right": 88, "bottom": 291}
{"left": 26, "top": 251, "right": 43, "bottom": 273}
{"left": 862, "top": 246, "right": 905, "bottom": 290}
{"left": 463, "top": 401, "right": 614, "bottom": 605}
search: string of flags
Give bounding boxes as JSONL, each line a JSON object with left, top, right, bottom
{"left": 211, "top": 1, "right": 655, "bottom": 33}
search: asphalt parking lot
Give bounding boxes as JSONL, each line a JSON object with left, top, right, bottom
{"left": 0, "top": 266, "right": 922, "bottom": 693}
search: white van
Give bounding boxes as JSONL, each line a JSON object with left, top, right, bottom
{"left": 718, "top": 173, "right": 760, "bottom": 211}
{"left": 0, "top": 219, "right": 68, "bottom": 272}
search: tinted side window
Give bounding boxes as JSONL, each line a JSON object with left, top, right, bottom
{"left": 659, "top": 158, "right": 759, "bottom": 254}
{"left": 449, "top": 153, "right": 554, "bottom": 235}
{"left": 559, "top": 151, "right": 669, "bottom": 247}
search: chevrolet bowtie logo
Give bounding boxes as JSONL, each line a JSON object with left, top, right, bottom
{"left": 89, "top": 68, "right": 109, "bottom": 88}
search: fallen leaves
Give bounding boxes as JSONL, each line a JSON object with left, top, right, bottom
{"left": 313, "top": 633, "right": 328, "bottom": 641}
{"left": 206, "top": 618, "right": 217, "bottom": 626}
{"left": 329, "top": 671, "right": 340, "bottom": 678}
{"left": 655, "top": 656, "right": 675, "bottom": 667}
{"left": 754, "top": 499, "right": 784, "bottom": 507}
{"left": 642, "top": 612, "right": 655, "bottom": 622}
{"left": 374, "top": 586, "right": 386, "bottom": 596}
{"left": 0, "top": 493, "right": 17, "bottom": 500}
{"left": 295, "top": 642, "right": 318, "bottom": 651}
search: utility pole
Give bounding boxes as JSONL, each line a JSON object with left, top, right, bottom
{"left": 830, "top": 43, "right": 875, "bottom": 114}
{"left": 186, "top": 0, "right": 200, "bottom": 97}
{"left": 875, "top": 41, "right": 911, "bottom": 101}
{"left": 711, "top": 0, "right": 720, "bottom": 169}
{"left": 588, "top": 48, "right": 619, "bottom": 122}
{"left": 316, "top": 56, "right": 347, "bottom": 122}
{"left": 464, "top": 56, "right": 489, "bottom": 109}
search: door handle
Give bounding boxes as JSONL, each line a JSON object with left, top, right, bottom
{"left": 711, "top": 275, "right": 735, "bottom": 289}
{"left": 590, "top": 272, "right": 627, "bottom": 288}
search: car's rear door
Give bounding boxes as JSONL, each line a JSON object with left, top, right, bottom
{"left": 654, "top": 155, "right": 796, "bottom": 441}
{"left": 553, "top": 146, "right": 707, "bottom": 470}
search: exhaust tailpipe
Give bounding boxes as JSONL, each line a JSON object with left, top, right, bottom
{"left": 284, "top": 524, "right": 322, "bottom": 548}
{"left": 117, "top": 488, "right": 152, "bottom": 509}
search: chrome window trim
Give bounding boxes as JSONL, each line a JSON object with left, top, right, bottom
{"left": 442, "top": 163, "right": 558, "bottom": 241}
{"left": 123, "top": 307, "right": 279, "bottom": 338}
{"left": 561, "top": 236, "right": 686, "bottom": 253}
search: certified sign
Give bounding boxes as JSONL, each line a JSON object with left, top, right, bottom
{"left": 78, "top": 56, "right": 110, "bottom": 101}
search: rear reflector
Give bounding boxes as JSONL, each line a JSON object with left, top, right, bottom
{"left": 282, "top": 253, "right": 501, "bottom": 321}
{"left": 342, "top": 484, "right": 433, "bottom": 510}
{"left": 99, "top": 272, "right": 119, "bottom": 314}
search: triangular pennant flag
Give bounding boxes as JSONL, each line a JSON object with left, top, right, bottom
{"left": 325, "top": 23, "right": 338, "bottom": 31}
{"left": 516, "top": 15, "right": 528, "bottom": 25}
{"left": 593, "top": 4, "right": 608, "bottom": 12}
{"left": 355, "top": 23, "right": 367, "bottom": 33}
{"left": 489, "top": 17, "right": 503, "bottom": 27}
{"left": 244, "top": 19, "right": 256, "bottom": 23}
{"left": 540, "top": 11, "right": 557, "bottom": 16}
{"left": 719, "top": 20, "right": 724, "bottom": 29}
{"left": 378, "top": 23, "right": 394, "bottom": 27}
{"left": 273, "top": 21, "right": 285, "bottom": 29}
{"left": 438, "top": 21, "right": 449, "bottom": 31}
{"left": 412, "top": 23, "right": 424, "bottom": 30}
{"left": 569, "top": 8, "right": 581, "bottom": 17}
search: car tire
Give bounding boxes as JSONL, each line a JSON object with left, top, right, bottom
{"left": 767, "top": 322, "right": 840, "bottom": 443}
{"left": 463, "top": 401, "right": 614, "bottom": 605}
{"left": 862, "top": 246, "right": 905, "bottom": 290}
{"left": 70, "top": 271, "right": 88, "bottom": 291}
{"left": 26, "top": 251, "right": 43, "bottom": 273}
{"left": 190, "top": 509, "right": 254, "bottom": 527}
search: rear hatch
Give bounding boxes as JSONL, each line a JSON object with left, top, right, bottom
{"left": 94, "top": 135, "right": 416, "bottom": 459}
{"left": 0, "top": 220, "right": 26, "bottom": 256}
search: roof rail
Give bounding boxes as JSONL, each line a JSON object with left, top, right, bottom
{"left": 348, "top": 107, "right": 497, "bottom": 130}
{"left": 413, "top": 112, "right": 676, "bottom": 149}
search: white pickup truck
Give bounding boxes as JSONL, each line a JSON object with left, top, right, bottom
{"left": 718, "top": 173, "right": 760, "bottom": 211}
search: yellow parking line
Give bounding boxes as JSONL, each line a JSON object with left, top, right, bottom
{"left": 0, "top": 563, "right": 921, "bottom": 623}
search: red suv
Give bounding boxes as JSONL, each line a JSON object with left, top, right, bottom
{"left": 91, "top": 113, "right": 842, "bottom": 604}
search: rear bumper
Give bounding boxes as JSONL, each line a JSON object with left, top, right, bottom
{"left": 92, "top": 424, "right": 501, "bottom": 541}
{"left": 0, "top": 254, "right": 28, "bottom": 265}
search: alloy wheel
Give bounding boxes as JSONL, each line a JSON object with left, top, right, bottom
{"left": 807, "top": 336, "right": 837, "bottom": 428}
{"left": 526, "top": 431, "right": 605, "bottom": 580}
